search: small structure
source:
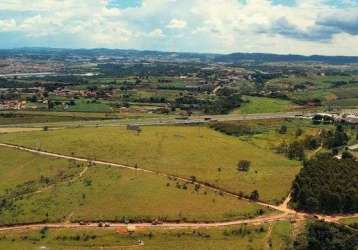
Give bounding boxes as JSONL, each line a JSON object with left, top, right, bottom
{"left": 127, "top": 225, "right": 136, "bottom": 233}
{"left": 342, "top": 114, "right": 358, "bottom": 124}
{"left": 127, "top": 124, "right": 142, "bottom": 133}
{"left": 312, "top": 113, "right": 336, "bottom": 124}
{"left": 312, "top": 111, "right": 358, "bottom": 125}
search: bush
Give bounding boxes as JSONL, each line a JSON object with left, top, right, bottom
{"left": 238, "top": 160, "right": 251, "bottom": 172}
{"left": 278, "top": 125, "right": 288, "bottom": 134}
{"left": 250, "top": 190, "right": 259, "bottom": 201}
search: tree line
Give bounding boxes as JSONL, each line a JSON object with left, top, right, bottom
{"left": 291, "top": 154, "right": 358, "bottom": 214}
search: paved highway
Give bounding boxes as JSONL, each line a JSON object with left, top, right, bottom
{"left": 0, "top": 111, "right": 313, "bottom": 129}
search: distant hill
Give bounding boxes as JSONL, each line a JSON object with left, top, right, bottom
{"left": 214, "top": 52, "right": 358, "bottom": 64}
{"left": 0, "top": 47, "right": 357, "bottom": 64}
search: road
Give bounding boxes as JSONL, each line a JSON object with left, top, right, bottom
{"left": 0, "top": 111, "right": 312, "bottom": 129}
{"left": 0, "top": 142, "right": 357, "bottom": 232}
{"left": 0, "top": 213, "right": 299, "bottom": 232}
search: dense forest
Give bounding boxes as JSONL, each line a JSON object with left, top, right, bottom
{"left": 294, "top": 221, "right": 358, "bottom": 250}
{"left": 291, "top": 154, "right": 358, "bottom": 214}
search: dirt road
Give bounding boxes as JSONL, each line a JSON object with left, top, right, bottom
{"left": 0, "top": 213, "right": 301, "bottom": 232}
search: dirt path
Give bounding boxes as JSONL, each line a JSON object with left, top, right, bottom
{"left": 25, "top": 166, "right": 89, "bottom": 196}
{"left": 0, "top": 213, "right": 300, "bottom": 232}
{"left": 1, "top": 212, "right": 357, "bottom": 232}
{"left": 0, "top": 127, "right": 42, "bottom": 133}
{"left": 265, "top": 223, "right": 273, "bottom": 250}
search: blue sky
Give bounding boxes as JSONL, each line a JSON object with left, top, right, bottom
{"left": 108, "top": 0, "right": 142, "bottom": 8}
{"left": 0, "top": 0, "right": 357, "bottom": 55}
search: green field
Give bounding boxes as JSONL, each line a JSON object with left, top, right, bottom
{"left": 0, "top": 147, "right": 80, "bottom": 197}
{"left": 339, "top": 217, "right": 358, "bottom": 226}
{"left": 329, "top": 98, "right": 358, "bottom": 108}
{"left": 270, "top": 221, "right": 294, "bottom": 249}
{"left": 267, "top": 75, "right": 358, "bottom": 90}
{"left": 0, "top": 221, "right": 295, "bottom": 250}
{"left": 54, "top": 98, "right": 113, "bottom": 113}
{"left": 0, "top": 125, "right": 301, "bottom": 204}
{"left": 0, "top": 147, "right": 271, "bottom": 226}
{"left": 0, "top": 113, "right": 106, "bottom": 125}
{"left": 234, "top": 96, "right": 292, "bottom": 114}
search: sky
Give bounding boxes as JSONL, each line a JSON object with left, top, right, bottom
{"left": 0, "top": 0, "right": 357, "bottom": 56}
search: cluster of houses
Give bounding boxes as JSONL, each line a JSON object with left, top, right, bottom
{"left": 53, "top": 89, "right": 114, "bottom": 98}
{"left": 0, "top": 100, "right": 27, "bottom": 110}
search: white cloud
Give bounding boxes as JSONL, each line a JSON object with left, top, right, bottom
{"left": 0, "top": 19, "right": 17, "bottom": 31}
{"left": 148, "top": 28, "right": 165, "bottom": 38}
{"left": 166, "top": 18, "right": 187, "bottom": 29}
{"left": 0, "top": 0, "right": 356, "bottom": 55}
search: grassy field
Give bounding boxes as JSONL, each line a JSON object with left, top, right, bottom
{"left": 0, "top": 221, "right": 295, "bottom": 250}
{"left": 267, "top": 75, "right": 358, "bottom": 90}
{"left": 0, "top": 147, "right": 271, "bottom": 226}
{"left": 0, "top": 148, "right": 79, "bottom": 197}
{"left": 241, "top": 120, "right": 322, "bottom": 151}
{"left": 270, "top": 221, "right": 294, "bottom": 249}
{"left": 339, "top": 217, "right": 358, "bottom": 226}
{"left": 0, "top": 111, "right": 172, "bottom": 128}
{"left": 0, "top": 113, "right": 107, "bottom": 125}
{"left": 329, "top": 97, "right": 358, "bottom": 108}
{"left": 0, "top": 125, "right": 301, "bottom": 204}
{"left": 54, "top": 98, "right": 113, "bottom": 113}
{"left": 233, "top": 96, "right": 292, "bottom": 114}
{"left": 0, "top": 111, "right": 126, "bottom": 126}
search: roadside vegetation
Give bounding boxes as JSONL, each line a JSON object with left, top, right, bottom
{"left": 0, "top": 222, "right": 295, "bottom": 250}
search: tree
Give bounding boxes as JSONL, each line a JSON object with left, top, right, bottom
{"left": 303, "top": 135, "right": 320, "bottom": 150}
{"left": 27, "top": 95, "right": 38, "bottom": 103}
{"left": 342, "top": 151, "right": 355, "bottom": 160}
{"left": 287, "top": 141, "right": 305, "bottom": 161}
{"left": 238, "top": 160, "right": 251, "bottom": 172}
{"left": 278, "top": 125, "right": 288, "bottom": 134}
{"left": 295, "top": 128, "right": 303, "bottom": 137}
{"left": 250, "top": 190, "right": 259, "bottom": 201}
{"left": 294, "top": 222, "right": 358, "bottom": 250}
{"left": 48, "top": 100, "right": 54, "bottom": 110}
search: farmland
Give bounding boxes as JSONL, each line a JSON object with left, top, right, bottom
{"left": 0, "top": 125, "right": 301, "bottom": 204}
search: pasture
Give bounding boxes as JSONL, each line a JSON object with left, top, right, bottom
{"left": 0, "top": 147, "right": 270, "bottom": 226}
{"left": 233, "top": 96, "right": 292, "bottom": 114}
{"left": 0, "top": 125, "right": 301, "bottom": 204}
